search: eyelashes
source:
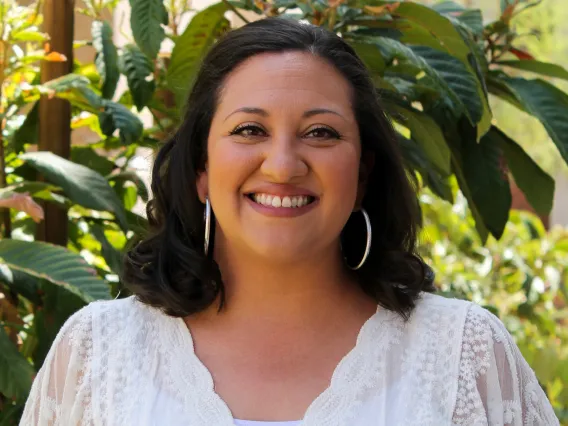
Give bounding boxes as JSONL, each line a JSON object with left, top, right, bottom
{"left": 228, "top": 123, "right": 342, "bottom": 140}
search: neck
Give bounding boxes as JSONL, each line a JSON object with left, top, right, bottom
{"left": 198, "top": 233, "right": 370, "bottom": 326}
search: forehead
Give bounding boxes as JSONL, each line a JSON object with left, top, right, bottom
{"left": 217, "top": 51, "right": 354, "bottom": 112}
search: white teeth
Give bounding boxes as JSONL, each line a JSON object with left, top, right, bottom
{"left": 250, "top": 193, "right": 313, "bottom": 208}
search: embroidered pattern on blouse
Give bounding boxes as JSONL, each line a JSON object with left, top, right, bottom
{"left": 19, "top": 294, "right": 559, "bottom": 426}
{"left": 451, "top": 304, "right": 559, "bottom": 426}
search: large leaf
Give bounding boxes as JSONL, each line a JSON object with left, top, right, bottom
{"left": 108, "top": 170, "right": 149, "bottom": 202}
{"left": 387, "top": 104, "right": 451, "bottom": 174}
{"left": 370, "top": 1, "right": 471, "bottom": 61}
{"left": 20, "top": 151, "right": 128, "bottom": 231}
{"left": 410, "top": 45, "right": 488, "bottom": 133}
{"left": 129, "top": 0, "right": 168, "bottom": 60}
{"left": 460, "top": 121, "right": 512, "bottom": 239}
{"left": 120, "top": 44, "right": 155, "bottom": 111}
{"left": 456, "top": 9, "right": 483, "bottom": 36}
{"left": 350, "top": 41, "right": 386, "bottom": 76}
{"left": 397, "top": 133, "right": 453, "bottom": 202}
{"left": 0, "top": 325, "right": 34, "bottom": 402}
{"left": 71, "top": 146, "right": 116, "bottom": 176}
{"left": 0, "top": 239, "right": 110, "bottom": 302}
{"left": 98, "top": 101, "right": 144, "bottom": 144}
{"left": 92, "top": 20, "right": 120, "bottom": 99}
{"left": 167, "top": 3, "right": 229, "bottom": 107}
{"left": 12, "top": 102, "right": 39, "bottom": 153}
{"left": 365, "top": 37, "right": 482, "bottom": 126}
{"left": 91, "top": 224, "right": 124, "bottom": 275}
{"left": 497, "top": 60, "right": 568, "bottom": 81}
{"left": 0, "top": 265, "right": 41, "bottom": 304}
{"left": 501, "top": 77, "right": 568, "bottom": 165}
{"left": 40, "top": 74, "right": 103, "bottom": 113}
{"left": 490, "top": 126, "right": 555, "bottom": 216}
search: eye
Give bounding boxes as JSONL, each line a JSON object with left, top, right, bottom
{"left": 229, "top": 123, "right": 267, "bottom": 138}
{"left": 304, "top": 126, "right": 341, "bottom": 140}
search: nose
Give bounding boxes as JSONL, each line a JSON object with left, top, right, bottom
{"left": 260, "top": 136, "right": 308, "bottom": 182}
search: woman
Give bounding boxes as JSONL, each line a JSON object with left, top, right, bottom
{"left": 21, "top": 18, "right": 558, "bottom": 426}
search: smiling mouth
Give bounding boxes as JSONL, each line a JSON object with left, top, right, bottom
{"left": 246, "top": 193, "right": 316, "bottom": 208}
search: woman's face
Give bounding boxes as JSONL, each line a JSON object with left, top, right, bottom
{"left": 199, "top": 51, "right": 363, "bottom": 263}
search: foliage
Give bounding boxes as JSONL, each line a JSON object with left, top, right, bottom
{"left": 0, "top": 0, "right": 567, "bottom": 423}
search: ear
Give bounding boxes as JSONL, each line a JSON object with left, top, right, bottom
{"left": 355, "top": 152, "right": 375, "bottom": 210}
{"left": 196, "top": 164, "right": 209, "bottom": 203}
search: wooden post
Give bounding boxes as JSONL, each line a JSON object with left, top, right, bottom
{"left": 36, "top": 0, "right": 75, "bottom": 246}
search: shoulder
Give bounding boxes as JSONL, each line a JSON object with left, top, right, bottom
{"left": 55, "top": 296, "right": 163, "bottom": 351}
{"left": 409, "top": 291, "right": 500, "bottom": 331}
{"left": 403, "top": 292, "right": 510, "bottom": 361}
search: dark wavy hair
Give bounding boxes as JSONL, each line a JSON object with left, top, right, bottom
{"left": 122, "top": 17, "right": 435, "bottom": 320}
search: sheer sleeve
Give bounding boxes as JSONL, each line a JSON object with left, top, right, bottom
{"left": 452, "top": 304, "right": 559, "bottom": 426}
{"left": 19, "top": 304, "right": 94, "bottom": 426}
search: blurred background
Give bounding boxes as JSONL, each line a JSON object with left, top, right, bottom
{"left": 0, "top": 0, "right": 567, "bottom": 423}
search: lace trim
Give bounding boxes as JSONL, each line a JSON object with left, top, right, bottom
{"left": 452, "top": 305, "right": 559, "bottom": 426}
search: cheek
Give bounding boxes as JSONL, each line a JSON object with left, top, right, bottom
{"left": 207, "top": 140, "right": 259, "bottom": 199}
{"left": 316, "top": 145, "right": 360, "bottom": 209}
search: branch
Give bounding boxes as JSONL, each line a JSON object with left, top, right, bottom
{"left": 222, "top": 0, "right": 249, "bottom": 24}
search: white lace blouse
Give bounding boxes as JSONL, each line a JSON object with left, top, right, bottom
{"left": 19, "top": 292, "right": 559, "bottom": 426}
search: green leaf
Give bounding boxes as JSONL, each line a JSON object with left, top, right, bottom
{"left": 397, "top": 133, "right": 453, "bottom": 202}
{"left": 411, "top": 45, "right": 484, "bottom": 125}
{"left": 486, "top": 73, "right": 526, "bottom": 111}
{"left": 10, "top": 29, "right": 48, "bottom": 42}
{"left": 366, "top": 38, "right": 472, "bottom": 120}
{"left": 41, "top": 74, "right": 104, "bottom": 112}
{"left": 71, "top": 146, "right": 116, "bottom": 176}
{"left": 12, "top": 102, "right": 39, "bottom": 153}
{"left": 125, "top": 210, "right": 149, "bottom": 237}
{"left": 501, "top": 77, "right": 568, "bottom": 165}
{"left": 120, "top": 44, "right": 155, "bottom": 111}
{"left": 456, "top": 10, "right": 483, "bottom": 36}
{"left": 91, "top": 224, "right": 124, "bottom": 275}
{"left": 497, "top": 60, "right": 568, "bottom": 81}
{"left": 350, "top": 41, "right": 386, "bottom": 75}
{"left": 387, "top": 104, "right": 451, "bottom": 174}
{"left": 20, "top": 151, "right": 128, "bottom": 231}
{"left": 381, "top": 1, "right": 472, "bottom": 62}
{"left": 129, "top": 0, "right": 168, "bottom": 59}
{"left": 430, "top": 1, "right": 465, "bottom": 14}
{"left": 491, "top": 126, "right": 555, "bottom": 215}
{"left": 108, "top": 170, "right": 149, "bottom": 202}
{"left": 167, "top": 2, "right": 229, "bottom": 108}
{"left": 0, "top": 265, "right": 41, "bottom": 304}
{"left": 461, "top": 121, "right": 512, "bottom": 239}
{"left": 98, "top": 101, "right": 144, "bottom": 144}
{"left": 0, "top": 239, "right": 110, "bottom": 302}
{"left": 92, "top": 20, "right": 120, "bottom": 99}
{"left": 0, "top": 325, "right": 34, "bottom": 402}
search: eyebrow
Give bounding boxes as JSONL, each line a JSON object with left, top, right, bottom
{"left": 223, "top": 107, "right": 344, "bottom": 122}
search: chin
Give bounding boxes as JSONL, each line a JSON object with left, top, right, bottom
{"left": 248, "top": 236, "right": 315, "bottom": 264}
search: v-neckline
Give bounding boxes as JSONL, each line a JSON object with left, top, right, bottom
{"left": 166, "top": 305, "right": 395, "bottom": 426}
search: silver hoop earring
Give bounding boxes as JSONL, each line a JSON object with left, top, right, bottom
{"left": 204, "top": 197, "right": 211, "bottom": 255}
{"left": 344, "top": 208, "right": 372, "bottom": 270}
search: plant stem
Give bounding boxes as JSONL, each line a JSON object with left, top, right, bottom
{"left": 222, "top": 0, "right": 249, "bottom": 24}
{"left": 0, "top": 39, "right": 10, "bottom": 238}
{"left": 150, "top": 108, "right": 166, "bottom": 133}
